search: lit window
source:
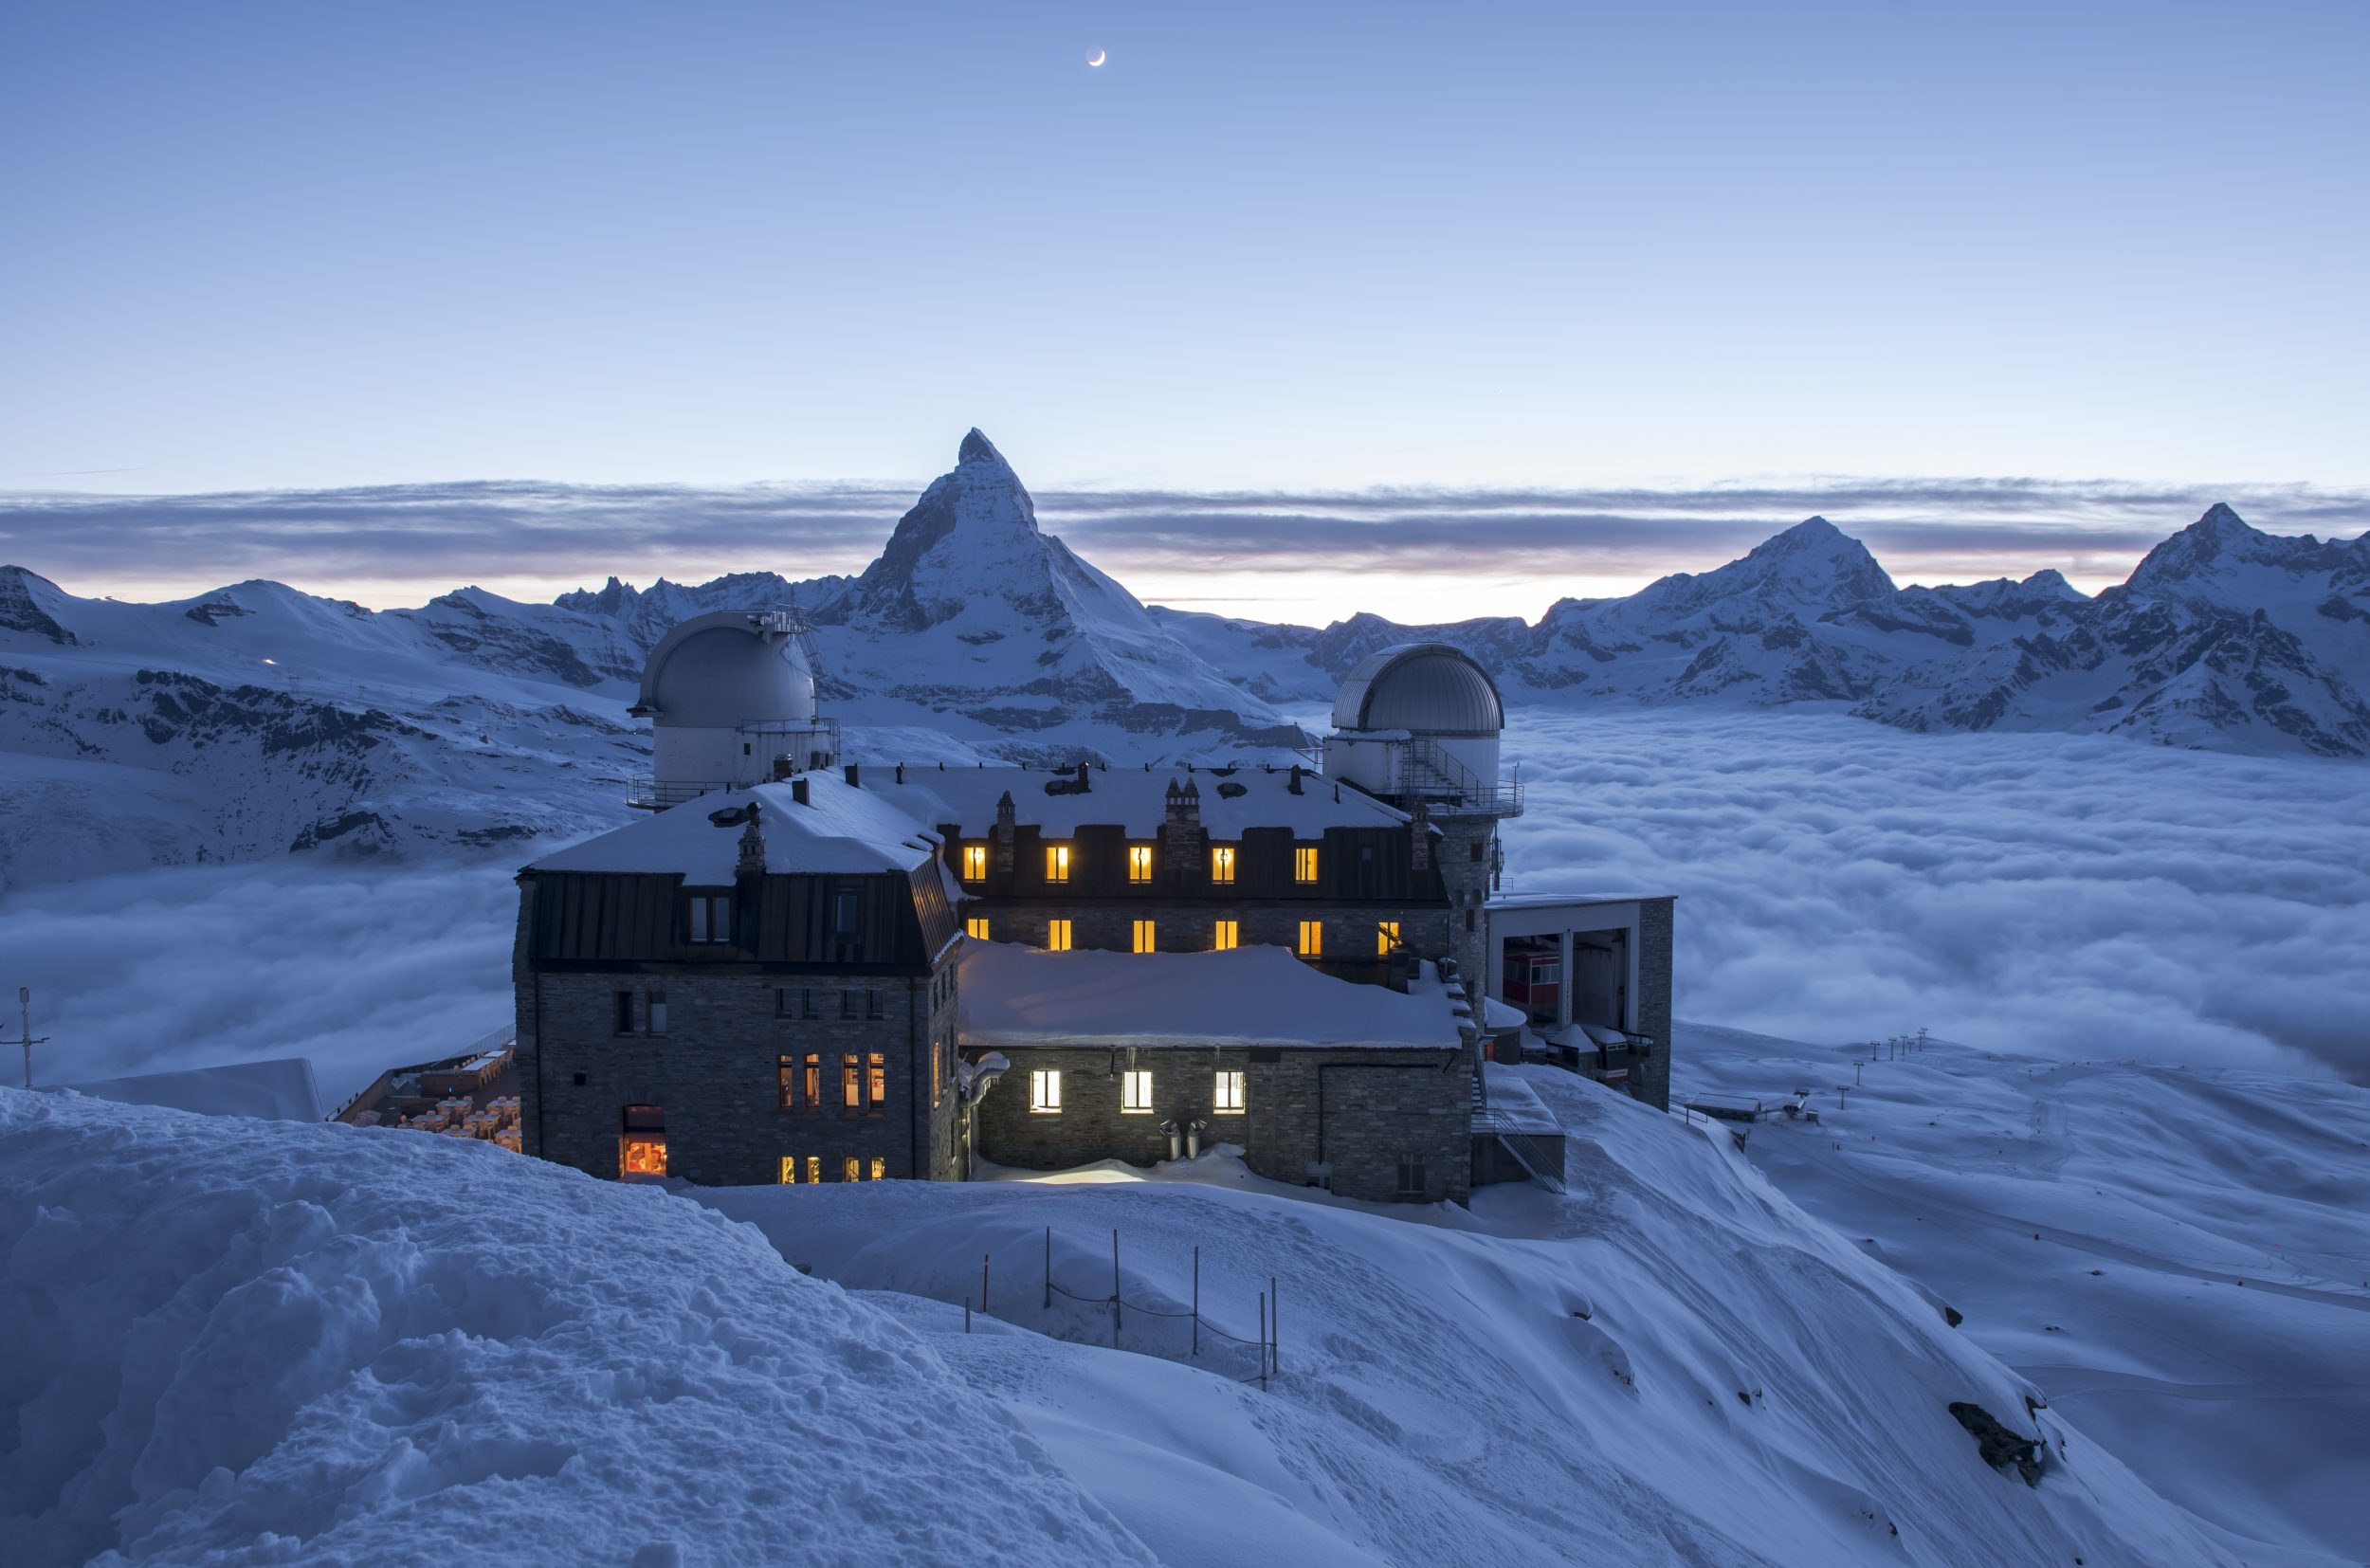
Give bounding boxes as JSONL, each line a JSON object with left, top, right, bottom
{"left": 619, "top": 1104, "right": 665, "bottom": 1177}
{"left": 802, "top": 1053, "right": 820, "bottom": 1109}
{"left": 1046, "top": 844, "right": 1071, "bottom": 884}
{"left": 1030, "top": 1069, "right": 1062, "bottom": 1113}
{"left": 1396, "top": 1153, "right": 1427, "bottom": 1195}
{"left": 1211, "top": 845, "right": 1235, "bottom": 884}
{"left": 961, "top": 844, "right": 987, "bottom": 880}
{"left": 777, "top": 1054, "right": 795, "bottom": 1108}
{"left": 1121, "top": 1069, "right": 1155, "bottom": 1114}
{"left": 779, "top": 1156, "right": 799, "bottom": 1183}
{"left": 804, "top": 1155, "right": 820, "bottom": 1184}
{"left": 1214, "top": 1070, "right": 1246, "bottom": 1113}
{"left": 966, "top": 916, "right": 990, "bottom": 940}
{"left": 1132, "top": 919, "right": 1157, "bottom": 954}
{"left": 867, "top": 1051, "right": 886, "bottom": 1110}
{"left": 1127, "top": 844, "right": 1153, "bottom": 883}
{"left": 647, "top": 988, "right": 668, "bottom": 1035}
{"left": 687, "top": 893, "right": 731, "bottom": 944}
{"left": 844, "top": 1157, "right": 861, "bottom": 1183}
{"left": 842, "top": 1054, "right": 861, "bottom": 1111}
{"left": 1377, "top": 920, "right": 1400, "bottom": 956}
{"left": 1294, "top": 846, "right": 1319, "bottom": 884}
{"left": 1213, "top": 919, "right": 1238, "bottom": 951}
{"left": 1047, "top": 919, "right": 1072, "bottom": 952}
{"left": 870, "top": 1157, "right": 885, "bottom": 1181}
{"left": 1298, "top": 921, "right": 1323, "bottom": 957}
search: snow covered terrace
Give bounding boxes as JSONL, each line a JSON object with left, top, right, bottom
{"left": 863, "top": 761, "right": 1417, "bottom": 840}
{"left": 957, "top": 941, "right": 1468, "bottom": 1050}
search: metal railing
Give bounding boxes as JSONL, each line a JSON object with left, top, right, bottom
{"left": 1473, "top": 1105, "right": 1568, "bottom": 1194}
{"left": 1397, "top": 738, "right": 1523, "bottom": 817}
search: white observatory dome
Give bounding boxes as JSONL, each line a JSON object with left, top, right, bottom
{"left": 1330, "top": 643, "right": 1504, "bottom": 736}
{"left": 633, "top": 612, "right": 816, "bottom": 729}
{"left": 629, "top": 611, "right": 834, "bottom": 806}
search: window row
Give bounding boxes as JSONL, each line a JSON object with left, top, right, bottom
{"left": 959, "top": 843, "right": 1321, "bottom": 886}
{"left": 776, "top": 1051, "right": 889, "bottom": 1114}
{"left": 1030, "top": 1068, "right": 1246, "bottom": 1116}
{"left": 680, "top": 889, "right": 865, "bottom": 943}
{"left": 780, "top": 1156, "right": 889, "bottom": 1183}
{"left": 958, "top": 919, "right": 1403, "bottom": 957}
{"left": 775, "top": 986, "right": 886, "bottom": 1021}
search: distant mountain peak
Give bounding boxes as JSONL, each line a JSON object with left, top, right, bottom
{"left": 957, "top": 428, "right": 1009, "bottom": 468}
{"left": 2196, "top": 501, "right": 2252, "bottom": 535}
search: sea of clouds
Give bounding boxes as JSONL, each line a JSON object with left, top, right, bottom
{"left": 1504, "top": 709, "right": 2370, "bottom": 1083}
{"left": 4, "top": 709, "right": 2364, "bottom": 1101}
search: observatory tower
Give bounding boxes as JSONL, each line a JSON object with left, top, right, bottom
{"left": 626, "top": 610, "right": 838, "bottom": 809}
{"left": 1321, "top": 642, "right": 1522, "bottom": 984}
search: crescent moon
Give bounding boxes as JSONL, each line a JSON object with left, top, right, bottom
{"left": 1087, "top": 48, "right": 1106, "bottom": 66}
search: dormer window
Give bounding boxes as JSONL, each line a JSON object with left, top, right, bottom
{"left": 961, "top": 844, "right": 987, "bottom": 881}
{"left": 1294, "top": 846, "right": 1320, "bottom": 884}
{"left": 833, "top": 890, "right": 860, "bottom": 937}
{"left": 1211, "top": 845, "right": 1236, "bottom": 884}
{"left": 1127, "top": 845, "right": 1153, "bottom": 883}
{"left": 687, "top": 893, "right": 732, "bottom": 944}
{"left": 1045, "top": 844, "right": 1072, "bottom": 884}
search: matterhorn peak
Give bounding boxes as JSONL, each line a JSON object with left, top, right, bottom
{"left": 957, "top": 427, "right": 1011, "bottom": 469}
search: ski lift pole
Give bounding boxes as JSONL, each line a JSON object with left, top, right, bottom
{"left": 17, "top": 988, "right": 49, "bottom": 1091}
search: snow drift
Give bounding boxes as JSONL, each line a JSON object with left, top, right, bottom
{"left": 3, "top": 1073, "right": 2228, "bottom": 1565}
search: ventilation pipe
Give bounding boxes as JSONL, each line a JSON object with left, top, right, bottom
{"left": 1186, "top": 1118, "right": 1207, "bottom": 1159}
{"left": 791, "top": 776, "right": 810, "bottom": 806}
{"left": 1161, "top": 1119, "right": 1181, "bottom": 1160}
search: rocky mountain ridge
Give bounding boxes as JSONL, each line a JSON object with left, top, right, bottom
{"left": 4, "top": 435, "right": 2363, "bottom": 889}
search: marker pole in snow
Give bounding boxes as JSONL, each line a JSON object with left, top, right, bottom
{"left": 1044, "top": 1227, "right": 1051, "bottom": 1310}
{"left": 1259, "top": 1293, "right": 1268, "bottom": 1391}
{"left": 16, "top": 988, "right": 48, "bottom": 1090}
{"left": 1271, "top": 1276, "right": 1280, "bottom": 1375}
{"left": 1192, "top": 1247, "right": 1200, "bottom": 1356}
{"left": 981, "top": 1254, "right": 991, "bottom": 1319}
{"left": 1112, "top": 1230, "right": 1121, "bottom": 1349}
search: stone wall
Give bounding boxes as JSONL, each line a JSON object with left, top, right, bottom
{"left": 1633, "top": 896, "right": 1676, "bottom": 1111}
{"left": 519, "top": 965, "right": 962, "bottom": 1186}
{"left": 973, "top": 1042, "right": 1473, "bottom": 1203}
{"left": 1431, "top": 817, "right": 1499, "bottom": 986}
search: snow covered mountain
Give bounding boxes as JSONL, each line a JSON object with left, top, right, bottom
{"left": 0, "top": 431, "right": 1302, "bottom": 889}
{"left": 1157, "top": 505, "right": 2370, "bottom": 757}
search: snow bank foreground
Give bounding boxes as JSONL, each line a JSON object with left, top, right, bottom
{"left": 3, "top": 1078, "right": 2224, "bottom": 1568}
{"left": 0, "top": 1090, "right": 1153, "bottom": 1567}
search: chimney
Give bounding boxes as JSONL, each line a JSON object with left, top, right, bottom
{"left": 737, "top": 804, "right": 768, "bottom": 875}
{"left": 791, "top": 776, "right": 810, "bottom": 807}
{"left": 895, "top": 762, "right": 905, "bottom": 784}
{"left": 1287, "top": 763, "right": 1305, "bottom": 795}
{"left": 844, "top": 762, "right": 860, "bottom": 787}
{"left": 994, "top": 790, "right": 1017, "bottom": 873}
{"left": 1161, "top": 776, "right": 1203, "bottom": 874}
{"left": 1409, "top": 796, "right": 1431, "bottom": 871}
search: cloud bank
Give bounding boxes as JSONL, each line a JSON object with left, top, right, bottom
{"left": 8, "top": 710, "right": 2361, "bottom": 1102}
{"left": 1503, "top": 710, "right": 2370, "bottom": 1085}
{"left": 5, "top": 474, "right": 2366, "bottom": 625}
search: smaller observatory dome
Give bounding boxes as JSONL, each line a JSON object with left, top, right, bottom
{"left": 1331, "top": 643, "right": 1504, "bottom": 736}
{"left": 632, "top": 611, "right": 816, "bottom": 730}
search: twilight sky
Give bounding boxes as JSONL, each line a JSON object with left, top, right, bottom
{"left": 2, "top": 2, "right": 2365, "bottom": 621}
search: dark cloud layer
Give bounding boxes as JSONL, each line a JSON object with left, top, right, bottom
{"left": 4, "top": 475, "right": 2365, "bottom": 610}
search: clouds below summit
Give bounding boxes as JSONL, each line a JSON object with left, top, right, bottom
{"left": 5, "top": 474, "right": 2366, "bottom": 626}
{"left": 1504, "top": 710, "right": 2370, "bottom": 1083}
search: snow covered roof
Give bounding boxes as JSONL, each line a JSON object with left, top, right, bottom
{"left": 1485, "top": 893, "right": 1667, "bottom": 910}
{"left": 529, "top": 773, "right": 939, "bottom": 881}
{"left": 863, "top": 763, "right": 1412, "bottom": 840}
{"left": 957, "top": 941, "right": 1467, "bottom": 1050}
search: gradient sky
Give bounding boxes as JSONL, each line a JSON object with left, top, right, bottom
{"left": 2, "top": 2, "right": 2365, "bottom": 617}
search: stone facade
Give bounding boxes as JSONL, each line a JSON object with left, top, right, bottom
{"left": 518, "top": 959, "right": 962, "bottom": 1186}
{"left": 974, "top": 1042, "right": 1473, "bottom": 1204}
{"left": 1632, "top": 896, "right": 1676, "bottom": 1111}
{"left": 1431, "top": 815, "right": 1499, "bottom": 987}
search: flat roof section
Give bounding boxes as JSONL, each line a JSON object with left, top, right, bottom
{"left": 957, "top": 940, "right": 1466, "bottom": 1050}
{"left": 865, "top": 764, "right": 1413, "bottom": 842}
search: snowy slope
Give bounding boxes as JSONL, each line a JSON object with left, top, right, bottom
{"left": 1, "top": 1080, "right": 2230, "bottom": 1567}
{"left": 1677, "top": 1024, "right": 2370, "bottom": 1566}
{"left": 1156, "top": 505, "right": 2370, "bottom": 757}
{"left": 700, "top": 1068, "right": 2226, "bottom": 1568}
